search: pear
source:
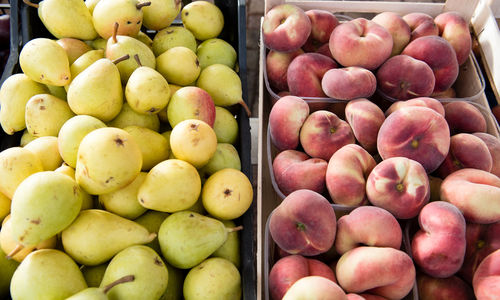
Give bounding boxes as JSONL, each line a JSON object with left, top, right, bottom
{"left": 125, "top": 55, "right": 171, "bottom": 115}
{"left": 136, "top": 31, "right": 153, "bottom": 49}
{"left": 152, "top": 26, "right": 197, "bottom": 56}
{"left": 142, "top": 0, "right": 182, "bottom": 31}
{"left": 25, "top": 0, "right": 97, "bottom": 40}
{"left": 134, "top": 210, "right": 169, "bottom": 254}
{"left": 0, "top": 192, "right": 9, "bottom": 223}
{"left": 90, "top": 38, "right": 107, "bottom": 50}
{"left": 211, "top": 220, "right": 241, "bottom": 268}
{"left": 160, "top": 262, "right": 184, "bottom": 300}
{"left": 19, "top": 38, "right": 71, "bottom": 86}
{"left": 57, "top": 38, "right": 93, "bottom": 64}
{"left": 66, "top": 275, "right": 135, "bottom": 300}
{"left": 106, "top": 23, "right": 156, "bottom": 83}
{"left": 0, "top": 215, "right": 57, "bottom": 262}
{"left": 93, "top": 0, "right": 151, "bottom": 39}
{"left": 61, "top": 209, "right": 156, "bottom": 266}
{"left": 183, "top": 257, "right": 241, "bottom": 300}
{"left": 197, "top": 38, "right": 237, "bottom": 69}
{"left": 20, "top": 129, "right": 38, "bottom": 146}
{"left": 169, "top": 119, "right": 217, "bottom": 168}
{"left": 213, "top": 106, "right": 238, "bottom": 144}
{"left": 181, "top": 1, "right": 224, "bottom": 41}
{"left": 58, "top": 115, "right": 107, "bottom": 168}
{"left": 54, "top": 164, "right": 95, "bottom": 211}
{"left": 67, "top": 57, "right": 124, "bottom": 122}
{"left": 0, "top": 73, "right": 49, "bottom": 135}
{"left": 166, "top": 86, "right": 216, "bottom": 128}
{"left": 201, "top": 143, "right": 241, "bottom": 176}
{"left": 24, "top": 136, "right": 62, "bottom": 171}
{"left": 202, "top": 168, "right": 253, "bottom": 221}
{"left": 0, "top": 247, "right": 18, "bottom": 297}
{"left": 45, "top": 84, "right": 67, "bottom": 100}
{"left": 81, "top": 263, "right": 108, "bottom": 287}
{"left": 10, "top": 249, "right": 87, "bottom": 300}
{"left": 99, "top": 172, "right": 148, "bottom": 219}
{"left": 156, "top": 46, "right": 200, "bottom": 86}
{"left": 10, "top": 171, "right": 82, "bottom": 246}
{"left": 85, "top": 0, "right": 101, "bottom": 14}
{"left": 75, "top": 127, "right": 142, "bottom": 195}
{"left": 70, "top": 49, "right": 105, "bottom": 80}
{"left": 0, "top": 147, "right": 43, "bottom": 199}
{"left": 157, "top": 84, "right": 182, "bottom": 123}
{"left": 187, "top": 195, "right": 207, "bottom": 214}
{"left": 25, "top": 93, "right": 75, "bottom": 137}
{"left": 158, "top": 211, "right": 242, "bottom": 269}
{"left": 123, "top": 125, "right": 169, "bottom": 170}
{"left": 108, "top": 102, "right": 160, "bottom": 131}
{"left": 197, "top": 64, "right": 251, "bottom": 116}
{"left": 138, "top": 159, "right": 201, "bottom": 213}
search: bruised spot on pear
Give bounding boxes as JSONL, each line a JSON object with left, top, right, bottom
{"left": 30, "top": 218, "right": 41, "bottom": 224}
{"left": 154, "top": 257, "right": 163, "bottom": 266}
{"left": 114, "top": 138, "right": 124, "bottom": 147}
{"left": 224, "top": 189, "right": 232, "bottom": 197}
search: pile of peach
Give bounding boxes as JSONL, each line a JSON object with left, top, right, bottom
{"left": 263, "top": 4, "right": 471, "bottom": 101}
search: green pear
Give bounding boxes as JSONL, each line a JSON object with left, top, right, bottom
{"left": 181, "top": 1, "right": 224, "bottom": 41}
{"left": 142, "top": 0, "right": 182, "bottom": 31}
{"left": 57, "top": 38, "right": 93, "bottom": 64}
{"left": 0, "top": 147, "right": 43, "bottom": 199}
{"left": 138, "top": 159, "right": 201, "bottom": 213}
{"left": 123, "top": 126, "right": 169, "bottom": 170}
{"left": 213, "top": 106, "right": 238, "bottom": 144}
{"left": 108, "top": 102, "right": 160, "bottom": 131}
{"left": 45, "top": 84, "right": 67, "bottom": 100}
{"left": 66, "top": 275, "right": 135, "bottom": 300}
{"left": 156, "top": 46, "right": 200, "bottom": 86}
{"left": 85, "top": 0, "right": 101, "bottom": 14}
{"left": 100, "top": 245, "right": 168, "bottom": 300}
{"left": 33, "top": 0, "right": 97, "bottom": 40}
{"left": 197, "top": 38, "right": 237, "bottom": 69}
{"left": 158, "top": 211, "right": 241, "bottom": 269}
{"left": 183, "top": 257, "right": 241, "bottom": 300}
{"left": 160, "top": 262, "right": 184, "bottom": 300}
{"left": 99, "top": 172, "right": 148, "bottom": 219}
{"left": 24, "top": 136, "right": 62, "bottom": 171}
{"left": 0, "top": 73, "right": 49, "bottom": 135}
{"left": 61, "top": 209, "right": 156, "bottom": 266}
{"left": 67, "top": 58, "right": 124, "bottom": 122}
{"left": 90, "top": 38, "right": 107, "bottom": 50}
{"left": 136, "top": 31, "right": 154, "bottom": 49}
{"left": 70, "top": 49, "right": 105, "bottom": 80}
{"left": 54, "top": 163, "right": 95, "bottom": 211}
{"left": 19, "top": 38, "right": 71, "bottom": 86}
{"left": 134, "top": 210, "right": 169, "bottom": 254}
{"left": 152, "top": 26, "right": 197, "bottom": 56}
{"left": 81, "top": 263, "right": 108, "bottom": 287}
{"left": 197, "top": 64, "right": 251, "bottom": 116}
{"left": 75, "top": 127, "right": 142, "bottom": 195}
{"left": 0, "top": 247, "right": 19, "bottom": 297}
{"left": 93, "top": 0, "right": 151, "bottom": 39}
{"left": 125, "top": 63, "right": 171, "bottom": 115}
{"left": 106, "top": 23, "right": 156, "bottom": 83}
{"left": 10, "top": 171, "right": 82, "bottom": 246}
{"left": 25, "top": 94, "right": 75, "bottom": 137}
{"left": 211, "top": 220, "right": 240, "bottom": 268}
{"left": 20, "top": 129, "right": 38, "bottom": 146}
{"left": 10, "top": 249, "right": 87, "bottom": 300}
{"left": 58, "top": 115, "right": 107, "bottom": 168}
{"left": 201, "top": 143, "right": 241, "bottom": 176}
{"left": 185, "top": 195, "right": 206, "bottom": 214}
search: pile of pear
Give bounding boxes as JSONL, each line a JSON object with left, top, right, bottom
{"left": 0, "top": 0, "right": 253, "bottom": 299}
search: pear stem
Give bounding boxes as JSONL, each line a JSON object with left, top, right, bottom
{"left": 102, "top": 275, "right": 135, "bottom": 294}
{"left": 227, "top": 225, "right": 244, "bottom": 233}
{"left": 6, "top": 244, "right": 24, "bottom": 259}
{"left": 136, "top": 1, "right": 151, "bottom": 9}
{"left": 239, "top": 100, "right": 252, "bottom": 117}
{"left": 112, "top": 22, "right": 119, "bottom": 44}
{"left": 146, "top": 232, "right": 157, "bottom": 243}
{"left": 23, "top": 0, "right": 38, "bottom": 8}
{"left": 134, "top": 54, "right": 142, "bottom": 67}
{"left": 112, "top": 54, "right": 130, "bottom": 65}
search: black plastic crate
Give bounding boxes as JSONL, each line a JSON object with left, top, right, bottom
{"left": 1, "top": 0, "right": 255, "bottom": 298}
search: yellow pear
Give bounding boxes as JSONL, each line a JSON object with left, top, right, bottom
{"left": 108, "top": 102, "right": 160, "bottom": 131}
{"left": 54, "top": 163, "right": 95, "bottom": 211}
{"left": 99, "top": 172, "right": 148, "bottom": 219}
{"left": 136, "top": 30, "right": 153, "bottom": 49}
{"left": 45, "top": 84, "right": 67, "bottom": 100}
{"left": 142, "top": 0, "right": 182, "bottom": 31}
{"left": 197, "top": 38, "right": 237, "bottom": 69}
{"left": 25, "top": 93, "right": 75, "bottom": 137}
{"left": 181, "top": 1, "right": 224, "bottom": 41}
{"left": 125, "top": 65, "right": 171, "bottom": 115}
{"left": 123, "top": 126, "right": 169, "bottom": 170}
{"left": 213, "top": 106, "right": 238, "bottom": 144}
{"left": 24, "top": 136, "right": 62, "bottom": 171}
{"left": 0, "top": 147, "right": 43, "bottom": 199}
{"left": 152, "top": 26, "right": 197, "bottom": 56}
{"left": 70, "top": 49, "right": 105, "bottom": 80}
{"left": 134, "top": 210, "right": 169, "bottom": 254}
{"left": 19, "top": 129, "right": 38, "bottom": 146}
{"left": 56, "top": 38, "right": 93, "bottom": 64}
{"left": 211, "top": 220, "right": 241, "bottom": 268}
{"left": 156, "top": 46, "right": 200, "bottom": 86}
{"left": 0, "top": 192, "right": 9, "bottom": 223}
{"left": 93, "top": 0, "right": 151, "bottom": 39}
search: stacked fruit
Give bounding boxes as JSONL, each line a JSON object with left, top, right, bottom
{"left": 0, "top": 0, "right": 252, "bottom": 299}
{"left": 264, "top": 4, "right": 500, "bottom": 300}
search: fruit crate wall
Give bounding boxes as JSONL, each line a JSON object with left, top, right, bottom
{"left": 1, "top": 0, "right": 256, "bottom": 299}
{"left": 256, "top": 0, "right": 500, "bottom": 298}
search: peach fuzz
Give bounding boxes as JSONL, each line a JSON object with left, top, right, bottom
{"left": 299, "top": 110, "right": 355, "bottom": 161}
{"left": 269, "top": 95, "right": 310, "bottom": 151}
{"left": 411, "top": 201, "right": 466, "bottom": 278}
{"left": 329, "top": 18, "right": 393, "bottom": 70}
{"left": 321, "top": 67, "right": 377, "bottom": 101}
{"left": 402, "top": 12, "right": 439, "bottom": 41}
{"left": 283, "top": 276, "right": 347, "bottom": 300}
{"left": 266, "top": 49, "right": 304, "bottom": 92}
{"left": 372, "top": 12, "right": 411, "bottom": 56}
{"left": 417, "top": 273, "right": 474, "bottom": 300}
{"left": 473, "top": 132, "right": 500, "bottom": 178}
{"left": 376, "top": 55, "right": 435, "bottom": 100}
{"left": 336, "top": 246, "right": 416, "bottom": 300}
{"left": 435, "top": 133, "right": 492, "bottom": 179}
{"left": 377, "top": 106, "right": 450, "bottom": 173}
{"left": 272, "top": 150, "right": 328, "bottom": 196}
{"left": 262, "top": 4, "right": 311, "bottom": 52}
{"left": 302, "top": 10, "right": 339, "bottom": 52}
{"left": 269, "top": 189, "right": 337, "bottom": 256}
{"left": 440, "top": 168, "right": 500, "bottom": 224}
{"left": 287, "top": 53, "right": 337, "bottom": 98}
{"left": 335, "top": 206, "right": 402, "bottom": 255}
{"left": 344, "top": 99, "right": 385, "bottom": 153}
{"left": 325, "top": 144, "right": 376, "bottom": 206}
{"left": 473, "top": 249, "right": 500, "bottom": 300}
{"left": 385, "top": 97, "right": 445, "bottom": 117}
{"left": 444, "top": 101, "right": 487, "bottom": 134}
{"left": 434, "top": 11, "right": 472, "bottom": 65}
